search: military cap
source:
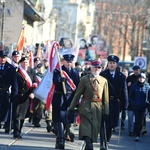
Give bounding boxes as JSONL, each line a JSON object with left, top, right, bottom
{"left": 12, "top": 51, "right": 20, "bottom": 56}
{"left": 138, "top": 73, "right": 146, "bottom": 79}
{"left": 63, "top": 54, "right": 75, "bottom": 62}
{"left": 0, "top": 50, "right": 8, "bottom": 58}
{"left": 132, "top": 65, "right": 140, "bottom": 70}
{"left": 34, "top": 57, "right": 40, "bottom": 63}
{"left": 107, "top": 55, "right": 119, "bottom": 63}
{"left": 19, "top": 56, "right": 28, "bottom": 63}
{"left": 91, "top": 60, "right": 102, "bottom": 68}
{"left": 37, "top": 63, "right": 43, "bottom": 68}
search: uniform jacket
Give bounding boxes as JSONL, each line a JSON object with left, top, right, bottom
{"left": 69, "top": 74, "right": 109, "bottom": 142}
{"left": 0, "top": 61, "right": 18, "bottom": 121}
{"left": 52, "top": 65, "right": 80, "bottom": 122}
{"left": 100, "top": 69, "right": 128, "bottom": 109}
{"left": 13, "top": 67, "right": 36, "bottom": 120}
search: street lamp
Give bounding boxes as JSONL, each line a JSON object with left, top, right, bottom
{"left": 0, "top": 0, "right": 5, "bottom": 46}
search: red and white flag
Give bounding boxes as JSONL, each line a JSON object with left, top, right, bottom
{"left": 16, "top": 26, "right": 25, "bottom": 51}
{"left": 34, "top": 41, "right": 60, "bottom": 110}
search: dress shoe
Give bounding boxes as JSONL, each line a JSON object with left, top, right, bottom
{"left": 13, "top": 131, "right": 22, "bottom": 139}
{"left": 46, "top": 124, "right": 52, "bottom": 132}
{"left": 51, "top": 128, "right": 57, "bottom": 135}
{"left": 69, "top": 132, "right": 75, "bottom": 142}
{"left": 55, "top": 137, "right": 64, "bottom": 149}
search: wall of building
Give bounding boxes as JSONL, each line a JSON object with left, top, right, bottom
{"left": 1, "top": 0, "right": 24, "bottom": 48}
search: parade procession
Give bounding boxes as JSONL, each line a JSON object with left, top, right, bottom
{"left": 1, "top": 0, "right": 150, "bottom": 150}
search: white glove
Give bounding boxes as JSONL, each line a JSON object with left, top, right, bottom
{"left": 29, "top": 93, "right": 34, "bottom": 99}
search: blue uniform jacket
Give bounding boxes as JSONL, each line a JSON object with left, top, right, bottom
{"left": 52, "top": 65, "right": 80, "bottom": 122}
{"left": 0, "top": 62, "right": 18, "bottom": 121}
{"left": 100, "top": 69, "right": 128, "bottom": 109}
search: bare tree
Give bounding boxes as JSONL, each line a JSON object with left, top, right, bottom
{"left": 94, "top": 0, "right": 150, "bottom": 60}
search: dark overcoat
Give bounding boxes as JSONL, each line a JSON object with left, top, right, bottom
{"left": 13, "top": 67, "right": 36, "bottom": 120}
{"left": 0, "top": 62, "right": 18, "bottom": 121}
{"left": 52, "top": 65, "right": 80, "bottom": 122}
{"left": 100, "top": 69, "right": 128, "bottom": 127}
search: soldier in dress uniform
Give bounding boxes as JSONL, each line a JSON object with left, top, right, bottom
{"left": 0, "top": 50, "right": 18, "bottom": 131}
{"left": 68, "top": 60, "right": 109, "bottom": 150}
{"left": 12, "top": 56, "right": 37, "bottom": 139}
{"left": 11, "top": 51, "right": 21, "bottom": 68}
{"left": 3, "top": 51, "right": 21, "bottom": 133}
{"left": 52, "top": 54, "right": 80, "bottom": 149}
{"left": 100, "top": 55, "right": 128, "bottom": 150}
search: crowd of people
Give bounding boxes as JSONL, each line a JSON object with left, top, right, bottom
{"left": 0, "top": 43, "right": 150, "bottom": 150}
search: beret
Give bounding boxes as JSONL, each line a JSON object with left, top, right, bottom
{"left": 19, "top": 56, "right": 28, "bottom": 63}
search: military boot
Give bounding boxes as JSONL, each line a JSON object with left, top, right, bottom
{"left": 46, "top": 120, "right": 52, "bottom": 132}
{"left": 55, "top": 137, "right": 64, "bottom": 149}
{"left": 84, "top": 137, "right": 93, "bottom": 150}
{"left": 55, "top": 122, "right": 65, "bottom": 149}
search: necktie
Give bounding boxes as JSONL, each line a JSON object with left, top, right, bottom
{"left": 0, "top": 65, "right": 3, "bottom": 75}
{"left": 111, "top": 73, "right": 114, "bottom": 78}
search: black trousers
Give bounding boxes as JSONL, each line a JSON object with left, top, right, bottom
{"left": 13, "top": 119, "right": 24, "bottom": 134}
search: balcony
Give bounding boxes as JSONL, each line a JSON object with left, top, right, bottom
{"left": 24, "top": 0, "right": 44, "bottom": 25}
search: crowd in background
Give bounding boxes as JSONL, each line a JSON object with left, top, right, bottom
{"left": 0, "top": 38, "right": 150, "bottom": 150}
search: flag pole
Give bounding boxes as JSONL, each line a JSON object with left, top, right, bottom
{"left": 16, "top": 25, "right": 25, "bottom": 51}
{"left": 55, "top": 43, "right": 66, "bottom": 95}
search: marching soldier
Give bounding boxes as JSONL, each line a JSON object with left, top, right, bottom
{"left": 100, "top": 55, "right": 128, "bottom": 149}
{"left": 52, "top": 54, "right": 80, "bottom": 149}
{"left": 68, "top": 60, "right": 109, "bottom": 150}
{"left": 3, "top": 50, "right": 21, "bottom": 133}
{"left": 0, "top": 50, "right": 18, "bottom": 132}
{"left": 11, "top": 51, "right": 21, "bottom": 68}
{"left": 12, "top": 56, "right": 37, "bottom": 139}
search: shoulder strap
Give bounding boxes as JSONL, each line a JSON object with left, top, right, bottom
{"left": 88, "top": 75, "right": 100, "bottom": 98}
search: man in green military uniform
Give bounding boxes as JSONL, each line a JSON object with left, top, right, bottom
{"left": 69, "top": 60, "right": 109, "bottom": 150}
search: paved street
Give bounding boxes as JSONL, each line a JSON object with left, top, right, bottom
{"left": 0, "top": 116, "right": 150, "bottom": 150}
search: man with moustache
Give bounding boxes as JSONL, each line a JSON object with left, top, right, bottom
{"left": 68, "top": 60, "right": 109, "bottom": 150}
